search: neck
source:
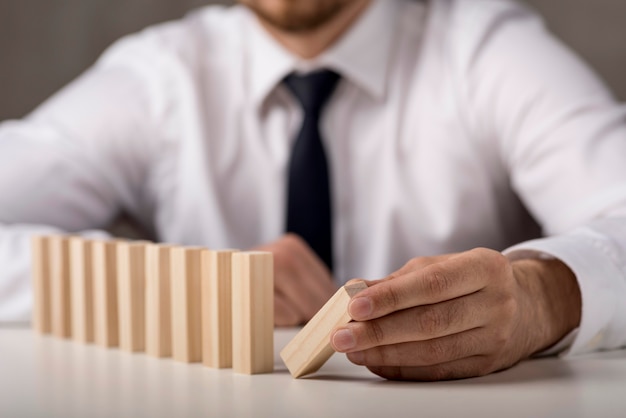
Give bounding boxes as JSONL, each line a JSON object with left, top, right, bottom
{"left": 258, "top": 0, "right": 371, "bottom": 60}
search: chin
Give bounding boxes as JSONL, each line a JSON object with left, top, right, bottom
{"left": 239, "top": 0, "right": 352, "bottom": 32}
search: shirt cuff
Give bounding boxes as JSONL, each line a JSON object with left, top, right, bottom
{"left": 503, "top": 230, "right": 626, "bottom": 356}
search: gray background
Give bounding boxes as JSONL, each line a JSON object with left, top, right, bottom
{"left": 1, "top": 0, "right": 625, "bottom": 120}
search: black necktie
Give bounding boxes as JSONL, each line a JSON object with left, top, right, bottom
{"left": 283, "top": 70, "right": 341, "bottom": 271}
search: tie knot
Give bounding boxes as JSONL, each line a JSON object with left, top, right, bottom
{"left": 283, "top": 70, "right": 341, "bottom": 114}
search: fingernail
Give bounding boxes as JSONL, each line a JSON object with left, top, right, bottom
{"left": 350, "top": 297, "right": 372, "bottom": 319}
{"left": 347, "top": 351, "right": 365, "bottom": 364}
{"left": 332, "top": 329, "right": 356, "bottom": 352}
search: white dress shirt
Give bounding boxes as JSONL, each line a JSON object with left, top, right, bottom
{"left": 1, "top": 0, "right": 626, "bottom": 356}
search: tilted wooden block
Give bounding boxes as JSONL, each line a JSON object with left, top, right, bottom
{"left": 171, "top": 247, "right": 203, "bottom": 363}
{"left": 92, "top": 240, "right": 119, "bottom": 347}
{"left": 145, "top": 244, "right": 173, "bottom": 358}
{"left": 49, "top": 235, "right": 72, "bottom": 338}
{"left": 232, "top": 251, "right": 274, "bottom": 375}
{"left": 201, "top": 249, "right": 238, "bottom": 369}
{"left": 280, "top": 281, "right": 368, "bottom": 378}
{"left": 117, "top": 241, "right": 148, "bottom": 352}
{"left": 70, "top": 237, "right": 94, "bottom": 343}
{"left": 31, "top": 235, "right": 52, "bottom": 334}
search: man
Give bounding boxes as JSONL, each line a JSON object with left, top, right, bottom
{"left": 1, "top": 0, "right": 625, "bottom": 381}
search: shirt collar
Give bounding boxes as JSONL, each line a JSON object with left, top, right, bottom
{"left": 244, "top": 0, "right": 399, "bottom": 109}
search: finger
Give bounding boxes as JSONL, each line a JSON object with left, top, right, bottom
{"left": 384, "top": 254, "right": 456, "bottom": 281}
{"left": 346, "top": 327, "right": 493, "bottom": 367}
{"left": 274, "top": 292, "right": 303, "bottom": 327}
{"left": 333, "top": 290, "right": 490, "bottom": 352}
{"left": 368, "top": 356, "right": 495, "bottom": 382}
{"left": 354, "top": 257, "right": 452, "bottom": 289}
{"left": 346, "top": 278, "right": 376, "bottom": 287}
{"left": 349, "top": 249, "right": 507, "bottom": 320}
{"left": 366, "top": 356, "right": 499, "bottom": 381}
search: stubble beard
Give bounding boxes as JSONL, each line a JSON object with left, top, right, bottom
{"left": 244, "top": 0, "right": 351, "bottom": 33}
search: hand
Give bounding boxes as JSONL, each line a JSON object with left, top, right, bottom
{"left": 256, "top": 234, "right": 338, "bottom": 327}
{"left": 330, "top": 248, "right": 582, "bottom": 381}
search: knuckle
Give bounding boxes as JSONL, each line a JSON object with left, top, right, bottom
{"left": 500, "top": 294, "right": 518, "bottom": 320}
{"left": 478, "top": 355, "right": 501, "bottom": 375}
{"left": 282, "top": 233, "right": 299, "bottom": 244}
{"left": 365, "top": 320, "right": 386, "bottom": 346}
{"left": 283, "top": 233, "right": 308, "bottom": 252}
{"left": 417, "top": 306, "right": 445, "bottom": 336}
{"left": 423, "top": 339, "right": 448, "bottom": 365}
{"left": 271, "top": 243, "right": 290, "bottom": 263}
{"left": 471, "top": 247, "right": 499, "bottom": 260}
{"left": 378, "top": 285, "right": 402, "bottom": 312}
{"left": 405, "top": 257, "right": 423, "bottom": 269}
{"left": 490, "top": 327, "right": 510, "bottom": 349}
{"left": 359, "top": 346, "right": 391, "bottom": 366}
{"left": 368, "top": 366, "right": 403, "bottom": 381}
{"left": 475, "top": 247, "right": 510, "bottom": 274}
{"left": 428, "top": 365, "right": 456, "bottom": 381}
{"left": 423, "top": 266, "right": 452, "bottom": 297}
{"left": 405, "top": 256, "right": 436, "bottom": 271}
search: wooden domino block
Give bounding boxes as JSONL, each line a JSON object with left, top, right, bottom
{"left": 232, "top": 251, "right": 274, "bottom": 375}
{"left": 280, "top": 281, "right": 368, "bottom": 378}
{"left": 49, "top": 235, "right": 72, "bottom": 338}
{"left": 201, "top": 249, "right": 238, "bottom": 368}
{"left": 117, "top": 241, "right": 148, "bottom": 352}
{"left": 171, "top": 247, "right": 203, "bottom": 363}
{"left": 31, "top": 235, "right": 52, "bottom": 334}
{"left": 70, "top": 237, "right": 94, "bottom": 343}
{"left": 92, "top": 240, "right": 119, "bottom": 347}
{"left": 145, "top": 244, "right": 173, "bottom": 358}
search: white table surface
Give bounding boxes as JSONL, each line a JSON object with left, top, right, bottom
{"left": 1, "top": 325, "right": 625, "bottom": 418}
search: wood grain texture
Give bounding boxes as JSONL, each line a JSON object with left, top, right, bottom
{"left": 201, "top": 249, "right": 237, "bottom": 368}
{"left": 117, "top": 241, "right": 148, "bottom": 352}
{"left": 49, "top": 235, "right": 72, "bottom": 338}
{"left": 31, "top": 235, "right": 52, "bottom": 334}
{"left": 232, "top": 251, "right": 274, "bottom": 375}
{"left": 145, "top": 244, "right": 173, "bottom": 358}
{"left": 171, "top": 247, "right": 203, "bottom": 363}
{"left": 92, "top": 240, "right": 119, "bottom": 347}
{"left": 280, "top": 281, "right": 368, "bottom": 378}
{"left": 70, "top": 237, "right": 94, "bottom": 343}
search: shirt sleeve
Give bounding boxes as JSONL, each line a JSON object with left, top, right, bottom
{"left": 0, "top": 34, "right": 166, "bottom": 322}
{"left": 452, "top": 0, "right": 626, "bottom": 355}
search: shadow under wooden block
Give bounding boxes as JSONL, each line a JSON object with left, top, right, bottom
{"left": 70, "top": 237, "right": 94, "bottom": 343}
{"left": 232, "top": 251, "right": 274, "bottom": 375}
{"left": 280, "top": 281, "right": 368, "bottom": 378}
{"left": 202, "top": 249, "right": 238, "bottom": 369}
{"left": 31, "top": 235, "right": 52, "bottom": 334}
{"left": 117, "top": 241, "right": 148, "bottom": 352}
{"left": 92, "top": 240, "right": 119, "bottom": 347}
{"left": 50, "top": 235, "right": 72, "bottom": 339}
{"left": 145, "top": 244, "right": 173, "bottom": 358}
{"left": 171, "top": 247, "right": 203, "bottom": 363}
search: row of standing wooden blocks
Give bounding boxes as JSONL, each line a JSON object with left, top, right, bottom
{"left": 31, "top": 236, "right": 274, "bottom": 374}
